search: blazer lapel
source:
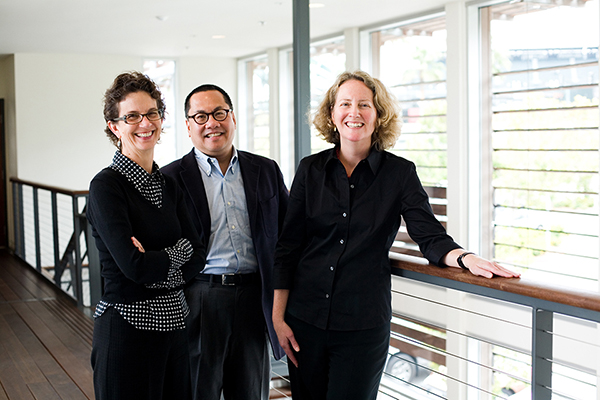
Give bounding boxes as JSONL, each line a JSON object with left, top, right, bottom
{"left": 179, "top": 150, "right": 211, "bottom": 239}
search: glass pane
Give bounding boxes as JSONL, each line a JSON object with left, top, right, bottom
{"left": 486, "top": 0, "right": 600, "bottom": 292}
{"left": 310, "top": 37, "right": 346, "bottom": 153}
{"left": 243, "top": 58, "right": 270, "bottom": 158}
{"left": 375, "top": 17, "right": 448, "bottom": 187}
{"left": 143, "top": 59, "right": 176, "bottom": 168}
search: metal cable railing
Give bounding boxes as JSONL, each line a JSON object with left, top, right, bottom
{"left": 10, "top": 177, "right": 101, "bottom": 309}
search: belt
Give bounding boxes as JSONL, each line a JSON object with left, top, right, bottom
{"left": 196, "top": 273, "right": 259, "bottom": 286}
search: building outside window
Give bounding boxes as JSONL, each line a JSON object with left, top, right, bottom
{"left": 370, "top": 16, "right": 447, "bottom": 188}
{"left": 482, "top": 0, "right": 599, "bottom": 291}
{"left": 478, "top": 1, "right": 599, "bottom": 398}
{"left": 367, "top": 3, "right": 599, "bottom": 398}
{"left": 366, "top": 16, "right": 448, "bottom": 258}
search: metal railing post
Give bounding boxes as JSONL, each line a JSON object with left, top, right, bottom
{"left": 51, "top": 192, "right": 61, "bottom": 286}
{"left": 72, "top": 196, "right": 84, "bottom": 307}
{"left": 32, "top": 187, "right": 41, "bottom": 272}
{"left": 12, "top": 181, "right": 24, "bottom": 259}
{"left": 532, "top": 308, "right": 554, "bottom": 399}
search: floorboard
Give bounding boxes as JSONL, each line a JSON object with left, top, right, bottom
{"left": 0, "top": 250, "right": 293, "bottom": 399}
{"left": 0, "top": 252, "right": 93, "bottom": 400}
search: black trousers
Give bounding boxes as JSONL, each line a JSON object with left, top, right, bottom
{"left": 91, "top": 306, "right": 191, "bottom": 400}
{"left": 286, "top": 314, "right": 390, "bottom": 400}
{"left": 185, "top": 277, "right": 270, "bottom": 400}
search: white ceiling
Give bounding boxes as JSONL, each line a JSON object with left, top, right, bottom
{"left": 0, "top": 0, "right": 448, "bottom": 59}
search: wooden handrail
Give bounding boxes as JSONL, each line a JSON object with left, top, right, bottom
{"left": 390, "top": 253, "right": 600, "bottom": 313}
{"left": 10, "top": 177, "right": 89, "bottom": 196}
{"left": 13, "top": 177, "right": 600, "bottom": 315}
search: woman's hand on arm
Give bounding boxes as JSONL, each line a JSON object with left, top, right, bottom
{"left": 443, "top": 249, "right": 521, "bottom": 279}
{"left": 273, "top": 289, "right": 300, "bottom": 367}
{"left": 131, "top": 236, "right": 145, "bottom": 253}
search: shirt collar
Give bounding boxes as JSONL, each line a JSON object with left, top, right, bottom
{"left": 364, "top": 147, "right": 383, "bottom": 174}
{"left": 194, "top": 146, "right": 238, "bottom": 177}
{"left": 110, "top": 151, "right": 163, "bottom": 186}
{"left": 325, "top": 146, "right": 382, "bottom": 175}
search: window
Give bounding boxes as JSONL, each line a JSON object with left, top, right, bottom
{"left": 481, "top": 0, "right": 599, "bottom": 289}
{"left": 143, "top": 59, "right": 177, "bottom": 167}
{"left": 278, "top": 36, "right": 346, "bottom": 184}
{"left": 366, "top": 16, "right": 448, "bottom": 257}
{"left": 309, "top": 36, "right": 346, "bottom": 153}
{"left": 238, "top": 57, "right": 270, "bottom": 158}
{"left": 370, "top": 16, "right": 447, "bottom": 187}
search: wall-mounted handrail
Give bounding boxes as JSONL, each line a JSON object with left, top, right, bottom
{"left": 390, "top": 253, "right": 600, "bottom": 399}
{"left": 390, "top": 253, "right": 600, "bottom": 320}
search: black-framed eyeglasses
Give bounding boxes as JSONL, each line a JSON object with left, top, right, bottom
{"left": 187, "top": 109, "right": 232, "bottom": 125}
{"left": 112, "top": 109, "right": 163, "bottom": 125}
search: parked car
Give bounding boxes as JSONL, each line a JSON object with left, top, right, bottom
{"left": 384, "top": 349, "right": 430, "bottom": 384}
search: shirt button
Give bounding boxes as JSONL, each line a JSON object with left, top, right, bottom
{"left": 325, "top": 294, "right": 330, "bottom": 298}
{"left": 350, "top": 184, "right": 355, "bottom": 189}
{"left": 339, "top": 239, "right": 344, "bottom": 245}
{"left": 330, "top": 266, "right": 334, "bottom": 271}
{"left": 342, "top": 212, "right": 347, "bottom": 217}
{"left": 231, "top": 225, "right": 235, "bottom": 229}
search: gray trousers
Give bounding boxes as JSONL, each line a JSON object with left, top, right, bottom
{"left": 185, "top": 277, "right": 270, "bottom": 400}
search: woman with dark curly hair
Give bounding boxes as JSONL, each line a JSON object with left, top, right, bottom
{"left": 87, "top": 71, "right": 206, "bottom": 399}
{"left": 273, "top": 70, "right": 519, "bottom": 400}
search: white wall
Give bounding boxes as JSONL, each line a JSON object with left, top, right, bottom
{"left": 175, "top": 56, "right": 238, "bottom": 157}
{"left": 9, "top": 54, "right": 237, "bottom": 190}
{"left": 13, "top": 53, "right": 141, "bottom": 190}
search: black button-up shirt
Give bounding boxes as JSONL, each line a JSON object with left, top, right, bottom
{"left": 274, "top": 147, "right": 461, "bottom": 331}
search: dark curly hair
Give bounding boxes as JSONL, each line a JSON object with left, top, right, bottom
{"left": 313, "top": 70, "right": 401, "bottom": 151}
{"left": 103, "top": 71, "right": 165, "bottom": 149}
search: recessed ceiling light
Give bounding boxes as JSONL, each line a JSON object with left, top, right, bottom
{"left": 309, "top": 3, "right": 325, "bottom": 8}
{"left": 212, "top": 35, "right": 226, "bottom": 39}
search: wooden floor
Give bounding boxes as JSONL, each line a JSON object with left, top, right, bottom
{"left": 0, "top": 250, "right": 94, "bottom": 400}
{"left": 0, "top": 250, "right": 292, "bottom": 400}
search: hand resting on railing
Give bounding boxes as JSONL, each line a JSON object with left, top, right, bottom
{"left": 442, "top": 248, "right": 521, "bottom": 279}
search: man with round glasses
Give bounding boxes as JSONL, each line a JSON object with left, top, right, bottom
{"left": 162, "top": 84, "right": 289, "bottom": 400}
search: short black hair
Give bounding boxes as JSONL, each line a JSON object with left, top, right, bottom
{"left": 184, "top": 84, "right": 233, "bottom": 116}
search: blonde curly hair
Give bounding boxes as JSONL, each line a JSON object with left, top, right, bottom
{"left": 313, "top": 70, "right": 401, "bottom": 151}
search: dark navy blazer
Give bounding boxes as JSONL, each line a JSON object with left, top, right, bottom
{"left": 161, "top": 148, "right": 289, "bottom": 360}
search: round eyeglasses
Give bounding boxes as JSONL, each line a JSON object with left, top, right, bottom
{"left": 187, "top": 109, "right": 232, "bottom": 125}
{"left": 112, "top": 110, "right": 163, "bottom": 125}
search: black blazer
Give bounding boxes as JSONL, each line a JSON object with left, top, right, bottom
{"left": 161, "top": 149, "right": 289, "bottom": 359}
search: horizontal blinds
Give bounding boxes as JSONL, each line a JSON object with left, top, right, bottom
{"left": 488, "top": 1, "right": 599, "bottom": 288}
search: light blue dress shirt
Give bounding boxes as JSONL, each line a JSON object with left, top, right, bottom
{"left": 194, "top": 147, "right": 258, "bottom": 275}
